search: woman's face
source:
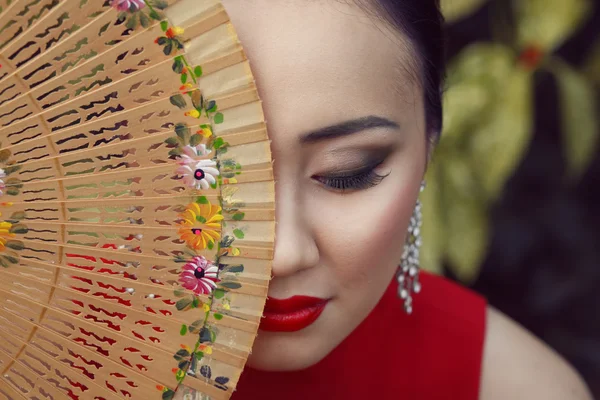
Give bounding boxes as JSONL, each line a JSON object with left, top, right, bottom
{"left": 222, "top": 0, "right": 428, "bottom": 371}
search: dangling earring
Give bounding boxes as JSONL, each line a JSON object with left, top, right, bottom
{"left": 397, "top": 181, "right": 425, "bottom": 315}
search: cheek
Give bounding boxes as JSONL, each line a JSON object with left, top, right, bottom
{"left": 313, "top": 176, "right": 420, "bottom": 295}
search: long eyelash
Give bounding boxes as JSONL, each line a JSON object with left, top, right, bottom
{"left": 316, "top": 167, "right": 390, "bottom": 192}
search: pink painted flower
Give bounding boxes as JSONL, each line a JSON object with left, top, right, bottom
{"left": 176, "top": 145, "right": 219, "bottom": 190}
{"left": 111, "top": 0, "right": 146, "bottom": 11}
{"left": 179, "top": 256, "right": 219, "bottom": 295}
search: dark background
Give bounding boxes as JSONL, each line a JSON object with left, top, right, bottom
{"left": 443, "top": 1, "right": 600, "bottom": 397}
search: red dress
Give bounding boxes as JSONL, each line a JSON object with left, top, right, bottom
{"left": 232, "top": 271, "right": 487, "bottom": 400}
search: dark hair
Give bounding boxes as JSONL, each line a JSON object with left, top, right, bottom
{"left": 358, "top": 0, "right": 445, "bottom": 142}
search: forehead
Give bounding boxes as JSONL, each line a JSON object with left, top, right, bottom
{"left": 222, "top": 0, "right": 421, "bottom": 139}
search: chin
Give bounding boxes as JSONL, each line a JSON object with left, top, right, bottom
{"left": 245, "top": 329, "right": 334, "bottom": 372}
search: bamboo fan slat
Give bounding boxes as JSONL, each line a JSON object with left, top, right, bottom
{"left": 0, "top": 0, "right": 273, "bottom": 399}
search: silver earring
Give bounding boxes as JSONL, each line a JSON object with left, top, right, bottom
{"left": 397, "top": 181, "right": 425, "bottom": 314}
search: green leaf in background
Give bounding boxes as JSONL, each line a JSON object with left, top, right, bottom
{"left": 441, "top": 0, "right": 488, "bottom": 24}
{"left": 443, "top": 157, "right": 489, "bottom": 284}
{"left": 470, "top": 67, "right": 534, "bottom": 200}
{"left": 443, "top": 44, "right": 516, "bottom": 143}
{"left": 549, "top": 59, "right": 599, "bottom": 178}
{"left": 513, "top": 0, "right": 592, "bottom": 52}
{"left": 582, "top": 38, "right": 600, "bottom": 86}
{"left": 421, "top": 163, "right": 446, "bottom": 275}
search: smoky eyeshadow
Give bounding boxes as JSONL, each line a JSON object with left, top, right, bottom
{"left": 318, "top": 147, "right": 392, "bottom": 176}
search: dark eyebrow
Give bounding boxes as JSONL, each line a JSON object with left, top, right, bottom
{"left": 299, "top": 116, "right": 399, "bottom": 143}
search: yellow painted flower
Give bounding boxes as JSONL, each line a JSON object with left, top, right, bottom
{"left": 197, "top": 125, "right": 213, "bottom": 138}
{"left": 0, "top": 221, "right": 13, "bottom": 252}
{"left": 178, "top": 202, "right": 223, "bottom": 250}
{"left": 223, "top": 303, "right": 231, "bottom": 311}
{"left": 199, "top": 344, "right": 213, "bottom": 355}
{"left": 166, "top": 26, "right": 185, "bottom": 39}
{"left": 202, "top": 303, "right": 211, "bottom": 313}
{"left": 185, "top": 109, "right": 201, "bottom": 119}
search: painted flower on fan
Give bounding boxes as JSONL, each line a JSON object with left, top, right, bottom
{"left": 111, "top": 0, "right": 145, "bottom": 11}
{"left": 166, "top": 26, "right": 185, "bottom": 39}
{"left": 197, "top": 125, "right": 213, "bottom": 139}
{"left": 0, "top": 168, "right": 5, "bottom": 196}
{"left": 178, "top": 201, "right": 223, "bottom": 250}
{"left": 176, "top": 145, "right": 219, "bottom": 190}
{"left": 0, "top": 221, "right": 14, "bottom": 252}
{"left": 179, "top": 256, "right": 220, "bottom": 295}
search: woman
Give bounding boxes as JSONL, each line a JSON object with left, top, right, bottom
{"left": 187, "top": 0, "right": 593, "bottom": 398}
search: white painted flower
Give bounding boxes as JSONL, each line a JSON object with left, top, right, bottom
{"left": 176, "top": 145, "right": 219, "bottom": 190}
{"left": 0, "top": 169, "right": 6, "bottom": 197}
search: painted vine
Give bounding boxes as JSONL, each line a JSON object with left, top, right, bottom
{"left": 112, "top": 1, "right": 248, "bottom": 398}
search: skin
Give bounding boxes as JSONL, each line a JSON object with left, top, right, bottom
{"left": 218, "top": 1, "right": 593, "bottom": 398}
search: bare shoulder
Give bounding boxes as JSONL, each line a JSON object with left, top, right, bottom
{"left": 480, "top": 306, "right": 592, "bottom": 400}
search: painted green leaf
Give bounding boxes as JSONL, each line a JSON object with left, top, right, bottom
{"left": 441, "top": 0, "right": 488, "bottom": 23}
{"left": 213, "top": 313, "right": 223, "bottom": 320}
{"left": 153, "top": 0, "right": 168, "bottom": 9}
{"left": 98, "top": 22, "right": 110, "bottom": 36}
{"left": 189, "top": 133, "right": 202, "bottom": 147}
{"left": 169, "top": 94, "right": 187, "bottom": 109}
{"left": 0, "top": 149, "right": 11, "bottom": 163}
{"left": 180, "top": 71, "right": 188, "bottom": 84}
{"left": 180, "top": 324, "right": 187, "bottom": 336}
{"left": 9, "top": 211, "right": 25, "bottom": 221}
{"left": 213, "top": 288, "right": 225, "bottom": 299}
{"left": 174, "top": 348, "right": 190, "bottom": 360}
{"left": 2, "top": 255, "right": 18, "bottom": 264}
{"left": 214, "top": 112, "right": 224, "bottom": 124}
{"left": 213, "top": 137, "right": 225, "bottom": 149}
{"left": 550, "top": 59, "right": 599, "bottom": 178}
{"left": 233, "top": 229, "right": 244, "bottom": 239}
{"left": 164, "top": 41, "right": 173, "bottom": 56}
{"left": 232, "top": 212, "right": 245, "bottom": 221}
{"left": 165, "top": 137, "right": 179, "bottom": 146}
{"left": 172, "top": 57, "right": 184, "bottom": 74}
{"left": 139, "top": 12, "right": 150, "bottom": 28}
{"left": 162, "top": 390, "right": 175, "bottom": 400}
{"left": 160, "top": 20, "right": 168, "bottom": 32}
{"left": 9, "top": 224, "right": 28, "bottom": 234}
{"left": 205, "top": 100, "right": 216, "bottom": 112}
{"left": 514, "top": 0, "right": 592, "bottom": 52}
{"left": 175, "top": 298, "right": 192, "bottom": 311}
{"left": 196, "top": 196, "right": 209, "bottom": 204}
{"left": 125, "top": 13, "right": 138, "bottom": 30}
{"left": 192, "top": 297, "right": 200, "bottom": 308}
{"left": 174, "top": 123, "right": 190, "bottom": 140}
{"left": 225, "top": 265, "right": 244, "bottom": 274}
{"left": 194, "top": 65, "right": 203, "bottom": 78}
{"left": 149, "top": 9, "right": 161, "bottom": 20}
{"left": 191, "top": 90, "right": 203, "bottom": 109}
{"left": 220, "top": 281, "right": 242, "bottom": 290}
{"left": 5, "top": 241, "right": 24, "bottom": 251}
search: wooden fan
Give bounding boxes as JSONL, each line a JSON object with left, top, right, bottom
{"left": 0, "top": 0, "right": 274, "bottom": 399}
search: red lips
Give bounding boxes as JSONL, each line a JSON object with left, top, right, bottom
{"left": 260, "top": 296, "right": 328, "bottom": 332}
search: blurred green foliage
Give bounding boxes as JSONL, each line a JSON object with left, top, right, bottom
{"left": 422, "top": 0, "right": 599, "bottom": 283}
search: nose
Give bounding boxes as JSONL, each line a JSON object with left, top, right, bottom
{"left": 271, "top": 181, "right": 320, "bottom": 278}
